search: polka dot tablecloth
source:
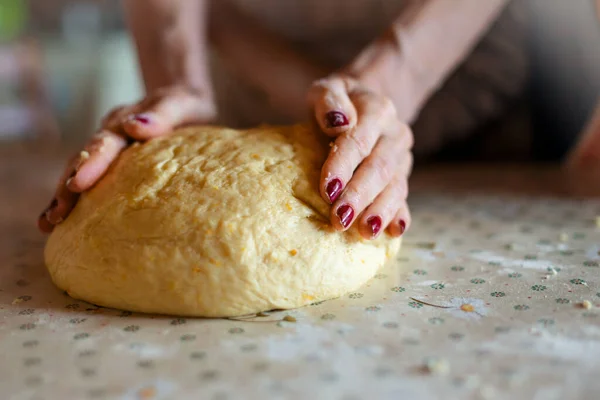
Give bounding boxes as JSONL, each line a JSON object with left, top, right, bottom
{"left": 1, "top": 150, "right": 600, "bottom": 400}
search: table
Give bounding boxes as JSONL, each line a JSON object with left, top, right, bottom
{"left": 1, "top": 147, "right": 600, "bottom": 400}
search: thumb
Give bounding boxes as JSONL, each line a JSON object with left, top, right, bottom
{"left": 122, "top": 88, "right": 216, "bottom": 140}
{"left": 307, "top": 76, "right": 358, "bottom": 137}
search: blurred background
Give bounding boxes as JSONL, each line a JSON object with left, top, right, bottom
{"left": 0, "top": 0, "right": 598, "bottom": 160}
{"left": 0, "top": 0, "right": 141, "bottom": 147}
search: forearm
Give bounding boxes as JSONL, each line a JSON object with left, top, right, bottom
{"left": 123, "top": 0, "right": 211, "bottom": 95}
{"left": 345, "top": 0, "right": 508, "bottom": 123}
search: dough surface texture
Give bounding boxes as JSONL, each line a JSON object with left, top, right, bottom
{"left": 45, "top": 125, "right": 401, "bottom": 317}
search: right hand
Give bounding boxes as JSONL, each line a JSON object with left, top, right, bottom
{"left": 38, "top": 85, "right": 216, "bottom": 233}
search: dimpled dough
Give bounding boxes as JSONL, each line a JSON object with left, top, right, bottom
{"left": 44, "top": 125, "right": 401, "bottom": 317}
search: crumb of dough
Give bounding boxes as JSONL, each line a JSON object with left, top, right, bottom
{"left": 73, "top": 150, "right": 91, "bottom": 171}
{"left": 289, "top": 249, "right": 298, "bottom": 256}
{"left": 581, "top": 300, "right": 593, "bottom": 309}
{"left": 11, "top": 297, "right": 24, "bottom": 305}
{"left": 559, "top": 233, "right": 569, "bottom": 242}
{"left": 283, "top": 315, "right": 297, "bottom": 322}
{"left": 422, "top": 357, "right": 449, "bottom": 375}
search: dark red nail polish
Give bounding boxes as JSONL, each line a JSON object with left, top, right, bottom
{"left": 367, "top": 216, "right": 382, "bottom": 237}
{"left": 336, "top": 204, "right": 354, "bottom": 228}
{"left": 399, "top": 219, "right": 406, "bottom": 236}
{"left": 132, "top": 114, "right": 151, "bottom": 124}
{"left": 326, "top": 178, "right": 343, "bottom": 203}
{"left": 325, "top": 111, "right": 348, "bottom": 128}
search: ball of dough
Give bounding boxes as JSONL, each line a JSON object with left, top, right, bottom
{"left": 45, "top": 125, "right": 401, "bottom": 317}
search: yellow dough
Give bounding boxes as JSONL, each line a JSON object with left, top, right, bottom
{"left": 45, "top": 125, "right": 401, "bottom": 317}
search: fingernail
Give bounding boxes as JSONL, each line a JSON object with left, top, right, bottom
{"left": 326, "top": 178, "right": 343, "bottom": 203}
{"left": 130, "top": 113, "right": 151, "bottom": 124}
{"left": 367, "top": 215, "right": 382, "bottom": 238}
{"left": 336, "top": 204, "right": 354, "bottom": 229}
{"left": 399, "top": 219, "right": 406, "bottom": 236}
{"left": 42, "top": 198, "right": 58, "bottom": 219}
{"left": 325, "top": 111, "right": 348, "bottom": 128}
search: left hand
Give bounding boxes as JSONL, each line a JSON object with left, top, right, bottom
{"left": 308, "top": 74, "right": 414, "bottom": 240}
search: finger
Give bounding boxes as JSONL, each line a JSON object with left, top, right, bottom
{"left": 65, "top": 131, "right": 128, "bottom": 193}
{"left": 45, "top": 185, "right": 79, "bottom": 225}
{"left": 38, "top": 150, "right": 83, "bottom": 229}
{"left": 122, "top": 89, "right": 215, "bottom": 140}
{"left": 359, "top": 173, "right": 409, "bottom": 240}
{"left": 320, "top": 90, "right": 394, "bottom": 204}
{"left": 308, "top": 76, "right": 358, "bottom": 136}
{"left": 100, "top": 104, "right": 130, "bottom": 129}
{"left": 37, "top": 199, "right": 56, "bottom": 233}
{"left": 330, "top": 133, "right": 409, "bottom": 231}
{"left": 387, "top": 200, "right": 412, "bottom": 237}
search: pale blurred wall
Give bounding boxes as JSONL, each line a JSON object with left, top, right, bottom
{"left": 34, "top": 1, "right": 142, "bottom": 142}
{"left": 528, "top": 0, "right": 600, "bottom": 159}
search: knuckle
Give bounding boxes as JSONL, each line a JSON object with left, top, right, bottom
{"left": 307, "top": 80, "right": 330, "bottom": 104}
{"left": 395, "top": 178, "right": 409, "bottom": 199}
{"left": 346, "top": 131, "right": 372, "bottom": 159}
{"left": 365, "top": 154, "right": 393, "bottom": 184}
{"left": 101, "top": 105, "right": 126, "bottom": 125}
{"left": 310, "top": 78, "right": 329, "bottom": 90}
{"left": 380, "top": 96, "right": 396, "bottom": 117}
{"left": 399, "top": 122, "right": 414, "bottom": 148}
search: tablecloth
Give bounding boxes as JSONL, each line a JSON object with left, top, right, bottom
{"left": 1, "top": 148, "right": 599, "bottom": 400}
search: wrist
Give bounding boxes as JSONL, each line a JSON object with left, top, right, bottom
{"left": 342, "top": 34, "right": 420, "bottom": 123}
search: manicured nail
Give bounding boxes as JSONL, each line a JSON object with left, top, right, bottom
{"left": 336, "top": 204, "right": 354, "bottom": 229}
{"left": 42, "top": 198, "right": 58, "bottom": 219}
{"left": 326, "top": 178, "right": 343, "bottom": 203}
{"left": 325, "top": 111, "right": 348, "bottom": 128}
{"left": 367, "top": 215, "right": 382, "bottom": 238}
{"left": 130, "top": 113, "right": 151, "bottom": 124}
{"left": 399, "top": 219, "right": 406, "bottom": 236}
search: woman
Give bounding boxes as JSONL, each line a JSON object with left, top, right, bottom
{"left": 39, "top": 0, "right": 530, "bottom": 238}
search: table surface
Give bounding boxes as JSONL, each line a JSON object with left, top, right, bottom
{"left": 1, "top": 146, "right": 600, "bottom": 400}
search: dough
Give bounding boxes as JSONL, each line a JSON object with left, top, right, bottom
{"left": 45, "top": 125, "right": 401, "bottom": 317}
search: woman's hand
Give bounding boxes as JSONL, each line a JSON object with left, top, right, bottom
{"left": 308, "top": 75, "right": 413, "bottom": 240}
{"left": 38, "top": 86, "right": 216, "bottom": 233}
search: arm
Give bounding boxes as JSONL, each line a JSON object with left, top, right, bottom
{"left": 39, "top": 0, "right": 215, "bottom": 233}
{"left": 304, "top": 1, "right": 510, "bottom": 238}
{"left": 344, "top": 0, "right": 509, "bottom": 123}
{"left": 123, "top": 0, "right": 211, "bottom": 96}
